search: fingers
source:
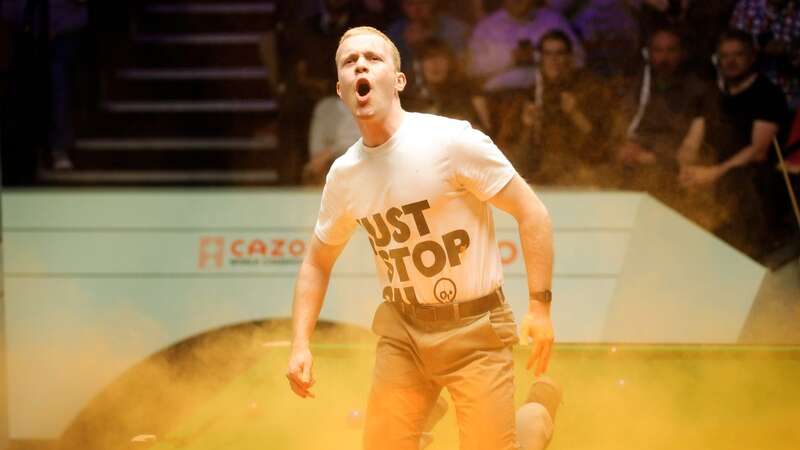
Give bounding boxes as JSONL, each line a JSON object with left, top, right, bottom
{"left": 301, "top": 358, "right": 313, "bottom": 384}
{"left": 535, "top": 341, "right": 552, "bottom": 376}
{"left": 520, "top": 322, "right": 532, "bottom": 345}
{"left": 286, "top": 373, "right": 316, "bottom": 398}
{"left": 527, "top": 340, "right": 542, "bottom": 370}
{"left": 286, "top": 353, "right": 316, "bottom": 399}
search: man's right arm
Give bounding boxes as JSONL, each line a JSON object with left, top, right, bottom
{"left": 286, "top": 234, "right": 347, "bottom": 398}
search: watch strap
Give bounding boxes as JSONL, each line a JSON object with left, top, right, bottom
{"left": 530, "top": 290, "right": 552, "bottom": 304}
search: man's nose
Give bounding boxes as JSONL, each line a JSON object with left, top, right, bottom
{"left": 355, "top": 57, "right": 368, "bottom": 73}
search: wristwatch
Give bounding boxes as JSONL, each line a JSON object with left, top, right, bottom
{"left": 530, "top": 290, "right": 552, "bottom": 304}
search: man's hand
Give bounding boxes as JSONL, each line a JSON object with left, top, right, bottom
{"left": 520, "top": 303, "right": 554, "bottom": 376}
{"left": 618, "top": 141, "right": 656, "bottom": 165}
{"left": 679, "top": 164, "right": 724, "bottom": 188}
{"left": 521, "top": 101, "right": 539, "bottom": 128}
{"left": 560, "top": 92, "right": 578, "bottom": 115}
{"left": 286, "top": 344, "right": 316, "bottom": 398}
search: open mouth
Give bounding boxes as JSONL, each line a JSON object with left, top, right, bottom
{"left": 356, "top": 79, "right": 371, "bottom": 98}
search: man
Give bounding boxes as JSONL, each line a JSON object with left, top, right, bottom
{"left": 468, "top": 0, "right": 585, "bottom": 93}
{"left": 279, "top": 0, "right": 359, "bottom": 182}
{"left": 386, "top": 0, "right": 472, "bottom": 119}
{"left": 681, "top": 29, "right": 790, "bottom": 255}
{"left": 730, "top": 0, "right": 800, "bottom": 108}
{"left": 386, "top": 0, "right": 470, "bottom": 68}
{"left": 498, "top": 29, "right": 609, "bottom": 182}
{"left": 402, "top": 38, "right": 489, "bottom": 131}
{"left": 285, "top": 26, "right": 555, "bottom": 450}
{"left": 615, "top": 25, "right": 712, "bottom": 208}
{"left": 302, "top": 95, "right": 361, "bottom": 185}
{"left": 571, "top": 0, "right": 639, "bottom": 78}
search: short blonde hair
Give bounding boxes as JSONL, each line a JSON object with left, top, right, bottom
{"left": 336, "top": 26, "right": 402, "bottom": 71}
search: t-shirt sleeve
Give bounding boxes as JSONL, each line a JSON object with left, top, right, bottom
{"left": 752, "top": 81, "right": 789, "bottom": 126}
{"left": 313, "top": 166, "right": 358, "bottom": 246}
{"left": 449, "top": 121, "right": 518, "bottom": 201}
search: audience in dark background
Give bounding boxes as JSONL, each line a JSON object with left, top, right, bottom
{"left": 278, "top": 0, "right": 361, "bottom": 182}
{"left": 616, "top": 26, "right": 709, "bottom": 186}
{"left": 571, "top": 0, "right": 639, "bottom": 78}
{"left": 402, "top": 38, "right": 489, "bottom": 130}
{"left": 497, "top": 30, "right": 609, "bottom": 183}
{"left": 302, "top": 95, "right": 360, "bottom": 185}
{"left": 386, "top": 0, "right": 470, "bottom": 73}
{"left": 730, "top": 0, "right": 800, "bottom": 108}
{"left": 684, "top": 30, "right": 791, "bottom": 255}
{"left": 1, "top": 0, "right": 798, "bottom": 261}
{"left": 468, "top": 0, "right": 584, "bottom": 93}
{"left": 47, "top": 0, "right": 89, "bottom": 171}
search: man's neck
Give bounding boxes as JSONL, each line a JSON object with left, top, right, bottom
{"left": 358, "top": 105, "right": 406, "bottom": 148}
{"left": 726, "top": 73, "right": 757, "bottom": 95}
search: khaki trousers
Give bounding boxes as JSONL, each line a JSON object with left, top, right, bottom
{"left": 363, "top": 299, "right": 520, "bottom": 450}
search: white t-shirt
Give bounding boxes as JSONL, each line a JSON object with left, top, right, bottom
{"left": 314, "top": 112, "right": 517, "bottom": 305}
{"left": 308, "top": 96, "right": 360, "bottom": 160}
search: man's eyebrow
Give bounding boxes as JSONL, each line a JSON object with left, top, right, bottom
{"left": 338, "top": 51, "right": 357, "bottom": 64}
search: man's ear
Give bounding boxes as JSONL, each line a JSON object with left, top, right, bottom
{"left": 396, "top": 71, "right": 407, "bottom": 92}
{"left": 336, "top": 81, "right": 342, "bottom": 98}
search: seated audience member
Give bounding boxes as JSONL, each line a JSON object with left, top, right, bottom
{"left": 496, "top": 30, "right": 609, "bottom": 182}
{"left": 571, "top": 0, "right": 640, "bottom": 78}
{"left": 437, "top": 0, "right": 492, "bottom": 23}
{"left": 617, "top": 26, "right": 709, "bottom": 180}
{"left": 279, "top": 0, "right": 358, "bottom": 182}
{"left": 635, "top": 0, "right": 738, "bottom": 76}
{"left": 302, "top": 96, "right": 360, "bottom": 185}
{"left": 468, "top": 0, "right": 585, "bottom": 93}
{"left": 386, "top": 0, "right": 470, "bottom": 72}
{"left": 353, "top": 0, "right": 402, "bottom": 29}
{"left": 402, "top": 38, "right": 490, "bottom": 131}
{"left": 682, "top": 30, "right": 791, "bottom": 255}
{"left": 730, "top": 0, "right": 800, "bottom": 108}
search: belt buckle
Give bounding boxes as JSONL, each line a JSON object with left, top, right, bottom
{"left": 417, "top": 303, "right": 438, "bottom": 321}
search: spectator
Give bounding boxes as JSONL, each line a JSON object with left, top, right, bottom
{"left": 386, "top": 0, "right": 470, "bottom": 74}
{"left": 353, "top": 0, "right": 402, "bottom": 29}
{"left": 302, "top": 96, "right": 360, "bottom": 185}
{"left": 682, "top": 29, "right": 790, "bottom": 255}
{"left": 635, "top": 0, "right": 738, "bottom": 77}
{"left": 48, "top": 0, "right": 90, "bottom": 170}
{"left": 617, "top": 26, "right": 709, "bottom": 176}
{"left": 496, "top": 30, "right": 609, "bottom": 182}
{"left": 571, "top": 0, "right": 640, "bottom": 78}
{"left": 402, "top": 38, "right": 490, "bottom": 130}
{"left": 280, "top": 0, "right": 325, "bottom": 21}
{"left": 635, "top": 0, "right": 692, "bottom": 39}
{"left": 279, "top": 0, "right": 358, "bottom": 183}
{"left": 438, "top": 0, "right": 495, "bottom": 23}
{"left": 468, "top": 0, "right": 585, "bottom": 93}
{"left": 730, "top": 0, "right": 800, "bottom": 108}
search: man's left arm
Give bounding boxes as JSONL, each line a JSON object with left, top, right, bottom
{"left": 489, "top": 174, "right": 554, "bottom": 376}
{"left": 681, "top": 120, "right": 778, "bottom": 187}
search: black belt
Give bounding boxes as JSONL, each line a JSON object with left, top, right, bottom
{"left": 390, "top": 288, "right": 505, "bottom": 322}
